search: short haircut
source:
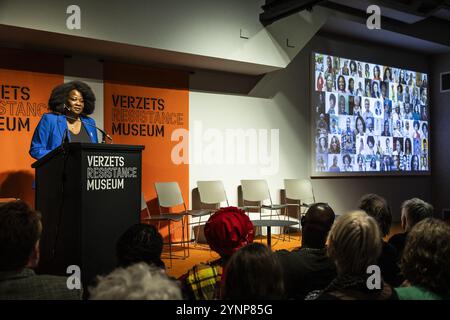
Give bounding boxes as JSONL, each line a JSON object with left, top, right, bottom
{"left": 401, "top": 218, "right": 450, "bottom": 295}
{"left": 358, "top": 194, "right": 392, "bottom": 237}
{"left": 301, "top": 203, "right": 335, "bottom": 248}
{"left": 401, "top": 198, "right": 433, "bottom": 230}
{"left": 116, "top": 224, "right": 164, "bottom": 269}
{"left": 329, "top": 94, "right": 336, "bottom": 104}
{"left": 0, "top": 200, "right": 42, "bottom": 271}
{"left": 48, "top": 81, "right": 96, "bottom": 115}
{"left": 222, "top": 243, "right": 284, "bottom": 299}
{"left": 89, "top": 262, "right": 182, "bottom": 300}
{"left": 327, "top": 210, "right": 382, "bottom": 275}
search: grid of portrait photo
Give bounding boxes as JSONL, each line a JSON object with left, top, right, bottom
{"left": 313, "top": 53, "right": 429, "bottom": 174}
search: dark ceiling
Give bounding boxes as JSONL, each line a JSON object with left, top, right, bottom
{"left": 260, "top": 0, "right": 450, "bottom": 53}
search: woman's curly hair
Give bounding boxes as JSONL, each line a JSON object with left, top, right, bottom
{"left": 401, "top": 218, "right": 450, "bottom": 296}
{"left": 48, "top": 81, "right": 96, "bottom": 115}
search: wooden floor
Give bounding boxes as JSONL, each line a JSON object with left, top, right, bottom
{"left": 163, "top": 223, "right": 402, "bottom": 278}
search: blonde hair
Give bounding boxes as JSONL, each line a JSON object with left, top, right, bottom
{"left": 89, "top": 262, "right": 182, "bottom": 300}
{"left": 327, "top": 210, "right": 382, "bottom": 275}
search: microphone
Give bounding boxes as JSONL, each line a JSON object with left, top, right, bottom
{"left": 54, "top": 111, "right": 113, "bottom": 143}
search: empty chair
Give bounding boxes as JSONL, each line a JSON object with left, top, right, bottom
{"left": 141, "top": 192, "right": 186, "bottom": 268}
{"left": 155, "top": 182, "right": 211, "bottom": 250}
{"left": 240, "top": 180, "right": 288, "bottom": 219}
{"left": 284, "top": 179, "right": 316, "bottom": 228}
{"left": 197, "top": 180, "right": 229, "bottom": 208}
{"left": 241, "top": 179, "right": 289, "bottom": 240}
{"left": 195, "top": 180, "right": 229, "bottom": 246}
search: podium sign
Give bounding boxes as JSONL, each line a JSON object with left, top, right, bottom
{"left": 32, "top": 143, "right": 144, "bottom": 287}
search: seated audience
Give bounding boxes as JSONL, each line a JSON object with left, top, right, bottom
{"left": 277, "top": 203, "right": 337, "bottom": 299}
{"left": 312, "top": 210, "right": 397, "bottom": 300}
{"left": 179, "top": 207, "right": 254, "bottom": 300}
{"left": 388, "top": 198, "right": 433, "bottom": 256}
{"left": 222, "top": 243, "right": 284, "bottom": 299}
{"left": 358, "top": 194, "right": 402, "bottom": 286}
{"left": 89, "top": 262, "right": 181, "bottom": 300}
{"left": 116, "top": 223, "right": 165, "bottom": 269}
{"left": 0, "top": 200, "right": 81, "bottom": 299}
{"left": 396, "top": 218, "right": 450, "bottom": 300}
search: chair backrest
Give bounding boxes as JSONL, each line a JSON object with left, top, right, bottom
{"left": 284, "top": 179, "right": 315, "bottom": 204}
{"left": 154, "top": 182, "right": 184, "bottom": 208}
{"left": 240, "top": 180, "right": 271, "bottom": 203}
{"left": 197, "top": 180, "right": 229, "bottom": 206}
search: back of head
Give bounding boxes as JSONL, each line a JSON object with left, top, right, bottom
{"left": 116, "top": 223, "right": 164, "bottom": 269}
{"left": 401, "top": 218, "right": 450, "bottom": 296}
{"left": 0, "top": 200, "right": 41, "bottom": 271}
{"left": 223, "top": 243, "right": 284, "bottom": 300}
{"left": 358, "top": 193, "right": 392, "bottom": 237}
{"left": 328, "top": 210, "right": 382, "bottom": 275}
{"left": 89, "top": 262, "right": 182, "bottom": 300}
{"left": 301, "top": 203, "right": 335, "bottom": 248}
{"left": 401, "top": 198, "right": 434, "bottom": 231}
{"left": 204, "top": 207, "right": 254, "bottom": 259}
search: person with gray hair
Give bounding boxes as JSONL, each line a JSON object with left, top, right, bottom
{"left": 89, "top": 262, "right": 182, "bottom": 300}
{"left": 388, "top": 198, "right": 433, "bottom": 257}
{"left": 311, "top": 211, "right": 397, "bottom": 300}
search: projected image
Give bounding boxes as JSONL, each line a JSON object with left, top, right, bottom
{"left": 313, "top": 53, "right": 429, "bottom": 174}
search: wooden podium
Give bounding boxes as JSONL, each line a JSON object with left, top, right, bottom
{"left": 32, "top": 142, "right": 144, "bottom": 287}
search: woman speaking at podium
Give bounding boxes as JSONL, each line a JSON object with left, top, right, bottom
{"left": 29, "top": 81, "right": 99, "bottom": 160}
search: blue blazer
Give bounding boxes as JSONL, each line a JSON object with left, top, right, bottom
{"left": 29, "top": 113, "right": 99, "bottom": 160}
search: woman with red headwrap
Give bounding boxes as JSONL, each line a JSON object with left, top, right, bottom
{"left": 179, "top": 207, "right": 254, "bottom": 300}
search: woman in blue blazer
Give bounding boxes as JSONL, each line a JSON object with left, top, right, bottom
{"left": 30, "top": 81, "right": 99, "bottom": 160}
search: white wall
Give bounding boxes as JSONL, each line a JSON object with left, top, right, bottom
{"left": 189, "top": 92, "right": 306, "bottom": 208}
{"left": 189, "top": 35, "right": 432, "bottom": 220}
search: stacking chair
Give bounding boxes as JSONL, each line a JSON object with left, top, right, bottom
{"left": 240, "top": 180, "right": 288, "bottom": 219}
{"left": 284, "top": 179, "right": 316, "bottom": 230}
{"left": 195, "top": 180, "right": 229, "bottom": 245}
{"left": 140, "top": 192, "right": 185, "bottom": 268}
{"left": 154, "top": 182, "right": 211, "bottom": 256}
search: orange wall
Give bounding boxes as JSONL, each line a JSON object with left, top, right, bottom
{"left": 0, "top": 54, "right": 63, "bottom": 206}
{"left": 103, "top": 62, "right": 189, "bottom": 241}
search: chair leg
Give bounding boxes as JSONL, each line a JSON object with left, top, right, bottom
{"left": 185, "top": 216, "right": 190, "bottom": 258}
{"left": 181, "top": 217, "right": 186, "bottom": 260}
{"left": 168, "top": 221, "right": 173, "bottom": 269}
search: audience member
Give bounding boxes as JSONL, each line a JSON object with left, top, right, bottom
{"left": 89, "top": 262, "right": 182, "bottom": 300}
{"left": 0, "top": 200, "right": 81, "bottom": 300}
{"left": 179, "top": 207, "right": 254, "bottom": 300}
{"left": 116, "top": 223, "right": 165, "bottom": 269}
{"left": 395, "top": 218, "right": 450, "bottom": 300}
{"left": 358, "top": 194, "right": 402, "bottom": 286}
{"left": 312, "top": 211, "right": 397, "bottom": 300}
{"left": 222, "top": 243, "right": 284, "bottom": 299}
{"left": 277, "top": 203, "right": 337, "bottom": 299}
{"left": 388, "top": 198, "right": 433, "bottom": 256}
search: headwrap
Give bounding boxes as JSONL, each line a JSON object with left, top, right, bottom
{"left": 204, "top": 207, "right": 254, "bottom": 257}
